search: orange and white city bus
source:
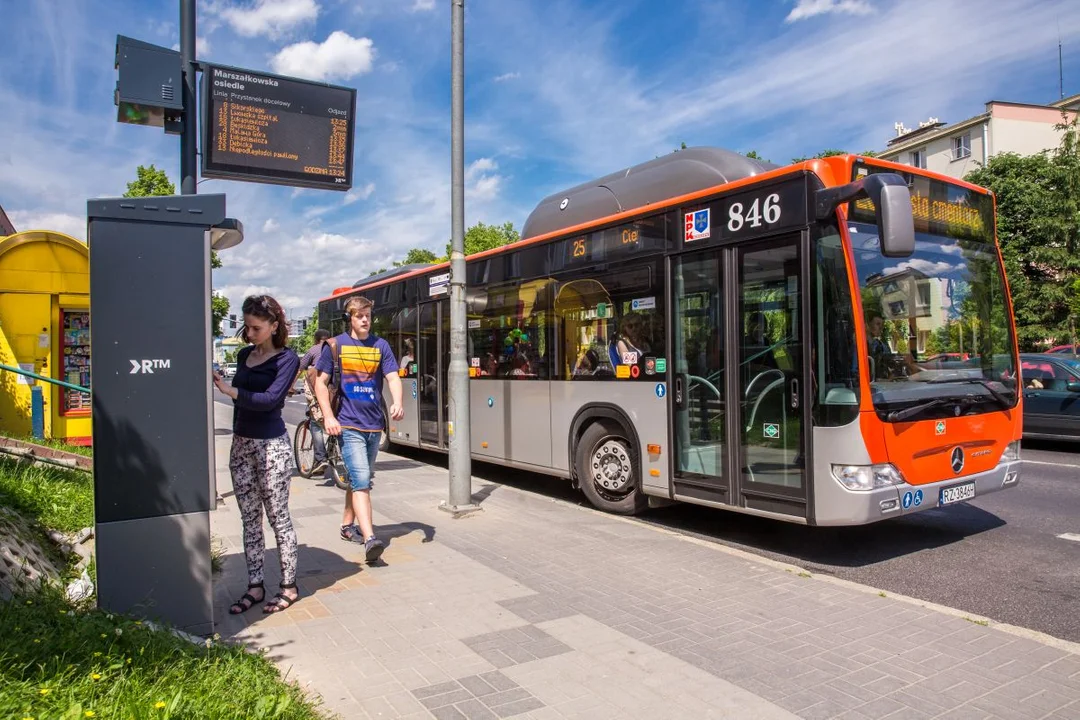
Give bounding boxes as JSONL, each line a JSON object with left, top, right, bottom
{"left": 318, "top": 148, "right": 1022, "bottom": 525}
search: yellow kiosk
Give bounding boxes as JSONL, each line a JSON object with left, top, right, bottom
{"left": 0, "top": 228, "right": 92, "bottom": 445}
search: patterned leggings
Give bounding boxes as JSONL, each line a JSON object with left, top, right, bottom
{"left": 229, "top": 434, "right": 297, "bottom": 587}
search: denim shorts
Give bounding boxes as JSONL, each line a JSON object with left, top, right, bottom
{"left": 340, "top": 428, "right": 381, "bottom": 491}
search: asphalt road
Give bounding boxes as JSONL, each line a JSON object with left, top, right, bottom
{"left": 215, "top": 390, "right": 1080, "bottom": 644}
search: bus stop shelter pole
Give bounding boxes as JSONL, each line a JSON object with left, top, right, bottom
{"left": 442, "top": 0, "right": 479, "bottom": 516}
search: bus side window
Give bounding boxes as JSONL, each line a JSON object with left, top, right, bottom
{"left": 555, "top": 261, "right": 665, "bottom": 380}
{"left": 467, "top": 280, "right": 552, "bottom": 380}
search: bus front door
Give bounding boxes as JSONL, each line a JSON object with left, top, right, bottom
{"left": 671, "top": 233, "right": 810, "bottom": 520}
{"left": 734, "top": 234, "right": 809, "bottom": 518}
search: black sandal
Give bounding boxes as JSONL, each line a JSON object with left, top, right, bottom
{"left": 263, "top": 583, "right": 299, "bottom": 614}
{"left": 229, "top": 583, "right": 264, "bottom": 614}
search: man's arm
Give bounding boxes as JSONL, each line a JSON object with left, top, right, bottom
{"left": 314, "top": 370, "right": 341, "bottom": 435}
{"left": 386, "top": 373, "right": 405, "bottom": 420}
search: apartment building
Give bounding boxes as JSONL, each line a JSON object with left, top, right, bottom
{"left": 879, "top": 93, "right": 1080, "bottom": 179}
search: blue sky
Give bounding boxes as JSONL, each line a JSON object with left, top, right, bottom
{"left": 2, "top": 0, "right": 1079, "bottom": 320}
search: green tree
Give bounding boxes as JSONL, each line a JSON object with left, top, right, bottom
{"left": 124, "top": 164, "right": 229, "bottom": 334}
{"left": 211, "top": 294, "right": 230, "bottom": 338}
{"left": 124, "top": 164, "right": 176, "bottom": 198}
{"left": 395, "top": 248, "right": 439, "bottom": 266}
{"left": 289, "top": 307, "right": 319, "bottom": 354}
{"left": 371, "top": 221, "right": 520, "bottom": 277}
{"left": 791, "top": 149, "right": 848, "bottom": 164}
{"left": 445, "top": 221, "right": 520, "bottom": 258}
{"left": 964, "top": 123, "right": 1080, "bottom": 350}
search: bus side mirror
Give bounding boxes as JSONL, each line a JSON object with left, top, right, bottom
{"left": 815, "top": 172, "right": 915, "bottom": 258}
{"left": 877, "top": 183, "right": 915, "bottom": 258}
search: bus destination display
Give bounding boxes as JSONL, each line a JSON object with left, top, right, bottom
{"left": 201, "top": 64, "right": 356, "bottom": 191}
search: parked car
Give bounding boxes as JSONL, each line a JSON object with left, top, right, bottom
{"left": 1046, "top": 344, "right": 1078, "bottom": 355}
{"left": 1019, "top": 353, "right": 1080, "bottom": 441}
{"left": 222, "top": 362, "right": 238, "bottom": 379}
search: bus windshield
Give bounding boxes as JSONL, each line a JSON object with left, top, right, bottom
{"left": 848, "top": 172, "right": 1018, "bottom": 422}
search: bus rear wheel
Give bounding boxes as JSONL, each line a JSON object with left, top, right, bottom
{"left": 575, "top": 421, "right": 647, "bottom": 516}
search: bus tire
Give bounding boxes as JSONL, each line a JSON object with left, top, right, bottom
{"left": 575, "top": 421, "right": 648, "bottom": 516}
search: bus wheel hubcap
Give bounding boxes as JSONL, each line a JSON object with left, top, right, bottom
{"left": 592, "top": 440, "right": 632, "bottom": 493}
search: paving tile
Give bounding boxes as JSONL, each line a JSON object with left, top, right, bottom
{"left": 493, "top": 698, "right": 546, "bottom": 718}
{"left": 452, "top": 698, "right": 499, "bottom": 720}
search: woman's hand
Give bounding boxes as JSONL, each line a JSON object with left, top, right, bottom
{"left": 212, "top": 371, "right": 237, "bottom": 399}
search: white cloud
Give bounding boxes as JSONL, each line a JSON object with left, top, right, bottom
{"left": 269, "top": 31, "right": 376, "bottom": 81}
{"left": 215, "top": 0, "right": 318, "bottom": 39}
{"left": 410, "top": 0, "right": 436, "bottom": 11}
{"left": 466, "top": 158, "right": 503, "bottom": 202}
{"left": 343, "top": 182, "right": 376, "bottom": 205}
{"left": 5, "top": 211, "right": 86, "bottom": 241}
{"left": 169, "top": 36, "right": 212, "bottom": 55}
{"left": 786, "top": 0, "right": 874, "bottom": 23}
{"left": 493, "top": 72, "right": 520, "bottom": 83}
{"left": 262, "top": 218, "right": 280, "bottom": 233}
{"left": 883, "top": 259, "right": 958, "bottom": 276}
{"left": 218, "top": 228, "right": 397, "bottom": 315}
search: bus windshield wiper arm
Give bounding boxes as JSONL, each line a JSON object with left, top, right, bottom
{"left": 886, "top": 397, "right": 968, "bottom": 423}
{"left": 925, "top": 377, "right": 1011, "bottom": 410}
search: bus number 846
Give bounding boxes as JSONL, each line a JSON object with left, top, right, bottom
{"left": 728, "top": 192, "right": 781, "bottom": 232}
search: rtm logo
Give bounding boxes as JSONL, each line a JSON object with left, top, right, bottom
{"left": 129, "top": 359, "right": 171, "bottom": 374}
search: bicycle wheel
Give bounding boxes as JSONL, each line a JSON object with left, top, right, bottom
{"left": 293, "top": 419, "right": 316, "bottom": 478}
{"left": 325, "top": 436, "right": 350, "bottom": 491}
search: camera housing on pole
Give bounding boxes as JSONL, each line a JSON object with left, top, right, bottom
{"left": 114, "top": 36, "right": 184, "bottom": 135}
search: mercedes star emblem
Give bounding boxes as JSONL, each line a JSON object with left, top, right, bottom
{"left": 950, "top": 446, "right": 965, "bottom": 474}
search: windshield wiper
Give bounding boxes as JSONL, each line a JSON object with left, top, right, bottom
{"left": 925, "top": 376, "right": 1012, "bottom": 410}
{"left": 886, "top": 396, "right": 973, "bottom": 423}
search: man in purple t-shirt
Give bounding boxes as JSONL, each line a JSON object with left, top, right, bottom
{"left": 314, "top": 296, "right": 404, "bottom": 562}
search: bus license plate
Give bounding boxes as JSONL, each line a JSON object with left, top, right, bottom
{"left": 940, "top": 482, "right": 976, "bottom": 506}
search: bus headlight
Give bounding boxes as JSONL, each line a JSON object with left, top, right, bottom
{"left": 831, "top": 463, "right": 905, "bottom": 491}
{"left": 998, "top": 440, "right": 1021, "bottom": 465}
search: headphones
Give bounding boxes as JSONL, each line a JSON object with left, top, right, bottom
{"left": 341, "top": 309, "right": 351, "bottom": 324}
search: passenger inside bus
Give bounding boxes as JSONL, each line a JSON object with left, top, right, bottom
{"left": 479, "top": 353, "right": 498, "bottom": 377}
{"left": 615, "top": 312, "right": 650, "bottom": 362}
{"left": 573, "top": 348, "right": 601, "bottom": 377}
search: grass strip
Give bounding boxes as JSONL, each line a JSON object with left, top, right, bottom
{"left": 0, "top": 588, "right": 325, "bottom": 720}
{"left": 0, "top": 457, "right": 94, "bottom": 534}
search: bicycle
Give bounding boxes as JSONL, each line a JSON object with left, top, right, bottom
{"left": 293, "top": 414, "right": 350, "bottom": 491}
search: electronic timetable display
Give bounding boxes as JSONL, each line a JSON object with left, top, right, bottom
{"left": 200, "top": 63, "right": 356, "bottom": 191}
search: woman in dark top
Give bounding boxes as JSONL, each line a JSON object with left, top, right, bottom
{"left": 212, "top": 295, "right": 301, "bottom": 614}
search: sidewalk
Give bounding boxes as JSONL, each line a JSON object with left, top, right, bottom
{"left": 210, "top": 404, "right": 1080, "bottom": 720}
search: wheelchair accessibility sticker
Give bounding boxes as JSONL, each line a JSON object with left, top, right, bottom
{"left": 902, "top": 490, "right": 925, "bottom": 509}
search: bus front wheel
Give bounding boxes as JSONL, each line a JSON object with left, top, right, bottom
{"left": 575, "top": 422, "right": 647, "bottom": 516}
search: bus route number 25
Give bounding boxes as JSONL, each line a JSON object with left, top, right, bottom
{"left": 728, "top": 193, "right": 781, "bottom": 233}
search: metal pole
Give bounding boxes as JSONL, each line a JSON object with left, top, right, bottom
{"left": 180, "top": 0, "right": 197, "bottom": 195}
{"left": 442, "top": 0, "right": 479, "bottom": 516}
